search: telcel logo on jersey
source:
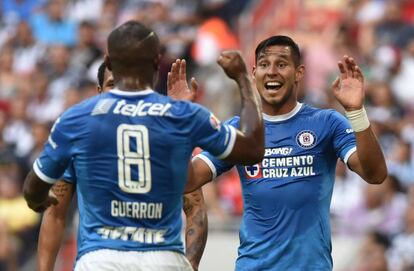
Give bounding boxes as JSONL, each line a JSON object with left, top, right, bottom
{"left": 296, "top": 130, "right": 317, "bottom": 149}
{"left": 113, "top": 100, "right": 172, "bottom": 117}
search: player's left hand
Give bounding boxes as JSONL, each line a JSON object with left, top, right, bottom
{"left": 28, "top": 190, "right": 59, "bottom": 213}
{"left": 331, "top": 55, "right": 365, "bottom": 111}
{"left": 167, "top": 59, "right": 198, "bottom": 102}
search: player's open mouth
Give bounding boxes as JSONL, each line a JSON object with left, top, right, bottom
{"left": 265, "top": 81, "right": 282, "bottom": 90}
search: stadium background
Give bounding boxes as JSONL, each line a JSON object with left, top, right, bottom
{"left": 0, "top": 0, "right": 413, "bottom": 270}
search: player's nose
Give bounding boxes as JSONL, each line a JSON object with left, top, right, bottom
{"left": 266, "top": 63, "right": 279, "bottom": 76}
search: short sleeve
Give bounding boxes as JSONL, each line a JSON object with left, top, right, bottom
{"left": 190, "top": 105, "right": 237, "bottom": 159}
{"left": 330, "top": 111, "right": 357, "bottom": 164}
{"left": 63, "top": 159, "right": 76, "bottom": 184}
{"left": 193, "top": 117, "right": 239, "bottom": 178}
{"left": 33, "top": 111, "right": 76, "bottom": 184}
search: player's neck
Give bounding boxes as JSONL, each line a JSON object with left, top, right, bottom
{"left": 114, "top": 77, "right": 153, "bottom": 92}
{"left": 263, "top": 99, "right": 298, "bottom": 116}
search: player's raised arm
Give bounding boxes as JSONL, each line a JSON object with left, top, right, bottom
{"left": 38, "top": 180, "right": 75, "bottom": 271}
{"left": 183, "top": 189, "right": 207, "bottom": 271}
{"left": 169, "top": 53, "right": 264, "bottom": 165}
{"left": 216, "top": 51, "right": 264, "bottom": 164}
{"left": 332, "top": 55, "right": 387, "bottom": 184}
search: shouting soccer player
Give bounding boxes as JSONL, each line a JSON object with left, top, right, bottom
{"left": 23, "top": 21, "right": 264, "bottom": 270}
{"left": 169, "top": 35, "right": 387, "bottom": 270}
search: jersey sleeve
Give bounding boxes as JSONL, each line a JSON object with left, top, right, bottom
{"left": 33, "top": 110, "right": 77, "bottom": 184}
{"left": 330, "top": 110, "right": 357, "bottom": 164}
{"left": 189, "top": 104, "right": 237, "bottom": 159}
{"left": 63, "top": 159, "right": 76, "bottom": 184}
{"left": 193, "top": 117, "right": 239, "bottom": 179}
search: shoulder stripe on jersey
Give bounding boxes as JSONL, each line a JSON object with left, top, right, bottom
{"left": 193, "top": 154, "right": 217, "bottom": 179}
{"left": 33, "top": 159, "right": 59, "bottom": 184}
{"left": 344, "top": 146, "right": 357, "bottom": 165}
{"left": 216, "top": 125, "right": 236, "bottom": 159}
{"left": 263, "top": 102, "right": 302, "bottom": 122}
{"left": 109, "top": 89, "right": 154, "bottom": 96}
{"left": 91, "top": 98, "right": 117, "bottom": 115}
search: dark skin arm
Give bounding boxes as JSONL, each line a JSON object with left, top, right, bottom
{"left": 332, "top": 56, "right": 387, "bottom": 184}
{"left": 38, "top": 181, "right": 75, "bottom": 271}
{"left": 168, "top": 53, "right": 264, "bottom": 192}
{"left": 23, "top": 170, "right": 58, "bottom": 213}
{"left": 168, "top": 51, "right": 264, "bottom": 166}
{"left": 215, "top": 51, "right": 264, "bottom": 165}
{"left": 183, "top": 189, "right": 207, "bottom": 271}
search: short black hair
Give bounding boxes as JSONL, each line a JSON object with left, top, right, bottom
{"left": 97, "top": 62, "right": 106, "bottom": 88}
{"left": 255, "top": 35, "right": 301, "bottom": 67}
{"left": 107, "top": 21, "right": 159, "bottom": 75}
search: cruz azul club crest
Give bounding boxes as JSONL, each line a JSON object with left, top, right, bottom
{"left": 296, "top": 130, "right": 317, "bottom": 149}
{"left": 244, "top": 163, "right": 262, "bottom": 179}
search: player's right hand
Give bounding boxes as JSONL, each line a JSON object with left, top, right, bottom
{"left": 217, "top": 51, "right": 248, "bottom": 81}
{"left": 29, "top": 191, "right": 59, "bottom": 213}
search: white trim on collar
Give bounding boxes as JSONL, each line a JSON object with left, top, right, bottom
{"left": 263, "top": 102, "right": 303, "bottom": 122}
{"left": 109, "top": 88, "right": 154, "bottom": 96}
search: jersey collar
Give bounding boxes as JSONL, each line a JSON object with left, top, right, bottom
{"left": 263, "top": 102, "right": 303, "bottom": 122}
{"left": 109, "top": 88, "right": 154, "bottom": 96}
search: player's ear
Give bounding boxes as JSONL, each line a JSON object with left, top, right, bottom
{"left": 104, "top": 54, "right": 112, "bottom": 71}
{"left": 252, "top": 65, "right": 258, "bottom": 83}
{"left": 97, "top": 86, "right": 102, "bottom": 93}
{"left": 295, "top": 64, "right": 305, "bottom": 83}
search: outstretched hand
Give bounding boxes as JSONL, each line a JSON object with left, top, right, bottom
{"left": 217, "top": 50, "right": 248, "bottom": 81}
{"left": 331, "top": 55, "right": 365, "bottom": 111}
{"left": 167, "top": 59, "right": 198, "bottom": 102}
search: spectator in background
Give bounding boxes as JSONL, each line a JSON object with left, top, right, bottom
{"left": 1, "top": 0, "right": 43, "bottom": 25}
{"left": 30, "top": 0, "right": 78, "bottom": 46}
{"left": 0, "top": 46, "right": 19, "bottom": 101}
{"left": 191, "top": 4, "right": 241, "bottom": 120}
{"left": 353, "top": 231, "right": 390, "bottom": 271}
{"left": 340, "top": 175, "right": 407, "bottom": 237}
{"left": 27, "top": 71, "right": 63, "bottom": 123}
{"left": 390, "top": 37, "right": 414, "bottom": 110}
{"left": 41, "top": 45, "right": 81, "bottom": 102}
{"left": 388, "top": 138, "right": 414, "bottom": 189}
{"left": 66, "top": 0, "right": 104, "bottom": 23}
{"left": 388, "top": 191, "right": 414, "bottom": 271}
{"left": 3, "top": 99, "right": 33, "bottom": 159}
{"left": 375, "top": 1, "right": 414, "bottom": 49}
{"left": 0, "top": 155, "right": 39, "bottom": 270}
{"left": 70, "top": 21, "right": 102, "bottom": 71}
{"left": 6, "top": 20, "right": 45, "bottom": 75}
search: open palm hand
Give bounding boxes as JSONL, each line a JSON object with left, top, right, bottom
{"left": 331, "top": 56, "right": 365, "bottom": 111}
{"left": 167, "top": 59, "right": 198, "bottom": 102}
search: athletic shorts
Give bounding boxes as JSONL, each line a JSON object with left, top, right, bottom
{"left": 74, "top": 249, "right": 194, "bottom": 271}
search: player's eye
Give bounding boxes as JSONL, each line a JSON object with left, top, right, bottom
{"left": 278, "top": 63, "right": 287, "bottom": 68}
{"left": 258, "top": 62, "right": 269, "bottom": 68}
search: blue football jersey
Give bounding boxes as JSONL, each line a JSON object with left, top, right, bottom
{"left": 34, "top": 89, "right": 236, "bottom": 260}
{"left": 197, "top": 103, "right": 356, "bottom": 271}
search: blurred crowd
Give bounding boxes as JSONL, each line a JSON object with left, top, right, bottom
{"left": 0, "top": 0, "right": 413, "bottom": 270}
